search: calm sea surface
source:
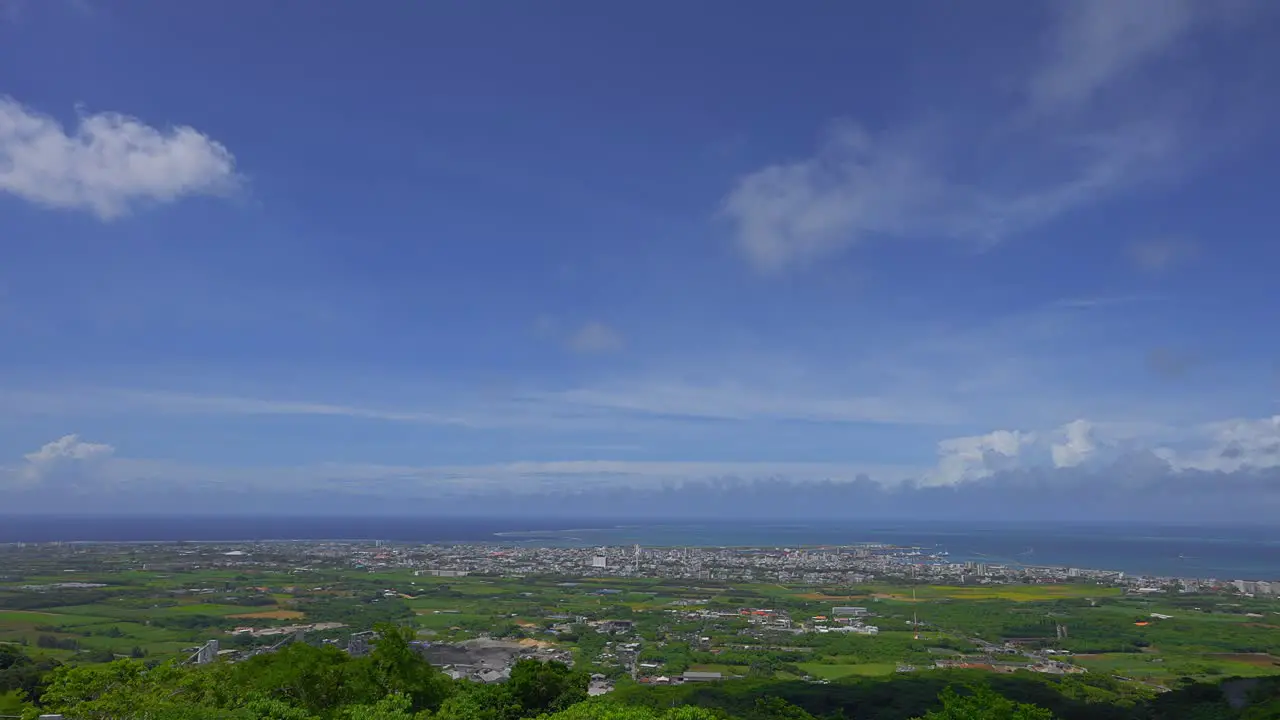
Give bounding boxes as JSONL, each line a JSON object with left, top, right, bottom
{"left": 1, "top": 516, "right": 1276, "bottom": 580}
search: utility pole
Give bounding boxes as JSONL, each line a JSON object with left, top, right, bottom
{"left": 912, "top": 588, "right": 920, "bottom": 640}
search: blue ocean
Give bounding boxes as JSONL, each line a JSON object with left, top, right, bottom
{"left": 0, "top": 516, "right": 1276, "bottom": 581}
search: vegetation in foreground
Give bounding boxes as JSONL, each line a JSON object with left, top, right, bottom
{"left": 4, "top": 544, "right": 1280, "bottom": 717}
{"left": 7, "top": 626, "right": 1280, "bottom": 719}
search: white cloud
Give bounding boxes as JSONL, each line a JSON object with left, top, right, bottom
{"left": 0, "top": 96, "right": 238, "bottom": 219}
{"left": 928, "top": 430, "right": 1036, "bottom": 486}
{"left": 1029, "top": 0, "right": 1198, "bottom": 111}
{"left": 721, "top": 118, "right": 1176, "bottom": 274}
{"left": 720, "top": 124, "right": 939, "bottom": 272}
{"left": 0, "top": 388, "right": 473, "bottom": 426}
{"left": 5, "top": 417, "right": 1280, "bottom": 517}
{"left": 542, "top": 380, "right": 959, "bottom": 425}
{"left": 1161, "top": 415, "right": 1280, "bottom": 473}
{"left": 114, "top": 390, "right": 471, "bottom": 426}
{"left": 926, "top": 414, "right": 1280, "bottom": 485}
{"left": 0, "top": 375, "right": 964, "bottom": 434}
{"left": 3, "top": 445, "right": 916, "bottom": 498}
{"left": 568, "top": 321, "right": 624, "bottom": 354}
{"left": 16, "top": 434, "right": 114, "bottom": 487}
{"left": 718, "top": 0, "right": 1226, "bottom": 273}
{"left": 1051, "top": 419, "right": 1098, "bottom": 468}
{"left": 927, "top": 418, "right": 1162, "bottom": 484}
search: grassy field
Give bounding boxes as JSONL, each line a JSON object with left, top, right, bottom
{"left": 153, "top": 603, "right": 261, "bottom": 616}
{"left": 228, "top": 610, "right": 305, "bottom": 620}
{"left": 798, "top": 662, "right": 897, "bottom": 678}
{"left": 687, "top": 664, "right": 746, "bottom": 676}
{"left": 0, "top": 610, "right": 112, "bottom": 625}
{"left": 0, "top": 689, "right": 27, "bottom": 714}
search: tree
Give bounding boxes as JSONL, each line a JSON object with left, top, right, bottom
{"left": 914, "top": 686, "right": 1056, "bottom": 720}
{"left": 541, "top": 702, "right": 721, "bottom": 720}
{"left": 747, "top": 697, "right": 816, "bottom": 720}
{"left": 506, "top": 659, "right": 588, "bottom": 716}
{"left": 340, "top": 692, "right": 429, "bottom": 720}
{"left": 434, "top": 682, "right": 520, "bottom": 720}
{"left": 361, "top": 624, "right": 453, "bottom": 712}
{"left": 231, "top": 642, "right": 356, "bottom": 713}
{"left": 26, "top": 660, "right": 256, "bottom": 720}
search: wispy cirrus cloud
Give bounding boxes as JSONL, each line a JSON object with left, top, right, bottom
{"left": 0, "top": 96, "right": 239, "bottom": 219}
{"left": 1045, "top": 295, "right": 1159, "bottom": 311}
{"left": 1028, "top": 0, "right": 1200, "bottom": 112}
{"left": 0, "top": 380, "right": 959, "bottom": 430}
{"left": 0, "top": 294, "right": 1227, "bottom": 435}
{"left": 719, "top": 0, "right": 1252, "bottom": 273}
{"left": 533, "top": 380, "right": 960, "bottom": 426}
{"left": 0, "top": 388, "right": 472, "bottom": 426}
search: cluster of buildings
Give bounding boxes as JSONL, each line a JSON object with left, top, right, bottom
{"left": 1231, "top": 580, "right": 1280, "bottom": 596}
{"left": 333, "top": 542, "right": 1273, "bottom": 593}
{"left": 17, "top": 539, "right": 1276, "bottom": 594}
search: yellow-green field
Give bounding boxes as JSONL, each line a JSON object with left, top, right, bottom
{"left": 798, "top": 662, "right": 897, "bottom": 679}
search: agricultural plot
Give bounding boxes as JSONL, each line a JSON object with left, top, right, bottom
{"left": 3, "top": 544, "right": 1279, "bottom": 690}
{"left": 798, "top": 662, "right": 897, "bottom": 678}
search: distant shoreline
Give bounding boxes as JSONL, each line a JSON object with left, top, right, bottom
{"left": 1, "top": 517, "right": 1275, "bottom": 581}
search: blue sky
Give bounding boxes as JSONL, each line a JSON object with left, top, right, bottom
{"left": 2, "top": 0, "right": 1279, "bottom": 518}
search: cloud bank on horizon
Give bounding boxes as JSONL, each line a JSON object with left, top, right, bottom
{"left": 2, "top": 1, "right": 1279, "bottom": 519}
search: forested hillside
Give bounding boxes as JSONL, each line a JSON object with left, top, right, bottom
{"left": 6, "top": 626, "right": 1280, "bottom": 719}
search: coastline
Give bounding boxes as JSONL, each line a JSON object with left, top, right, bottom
{"left": 0, "top": 516, "right": 1275, "bottom": 582}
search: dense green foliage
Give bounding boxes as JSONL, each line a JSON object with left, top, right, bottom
{"left": 916, "top": 686, "right": 1054, "bottom": 720}
{"left": 7, "top": 627, "right": 1280, "bottom": 719}
{"left": 614, "top": 671, "right": 1280, "bottom": 720}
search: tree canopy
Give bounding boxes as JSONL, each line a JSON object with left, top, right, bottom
{"left": 8, "top": 628, "right": 1280, "bottom": 720}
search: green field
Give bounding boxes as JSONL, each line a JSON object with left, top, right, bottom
{"left": 0, "top": 610, "right": 112, "bottom": 625}
{"left": 0, "top": 689, "right": 28, "bottom": 714}
{"left": 798, "top": 662, "right": 897, "bottom": 678}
